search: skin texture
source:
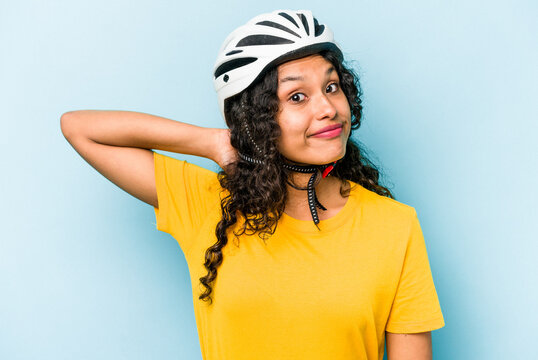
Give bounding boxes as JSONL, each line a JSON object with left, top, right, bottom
{"left": 275, "top": 54, "right": 351, "bottom": 166}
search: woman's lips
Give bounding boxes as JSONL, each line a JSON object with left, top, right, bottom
{"left": 311, "top": 124, "right": 343, "bottom": 138}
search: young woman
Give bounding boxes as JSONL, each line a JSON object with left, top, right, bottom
{"left": 61, "top": 10, "right": 444, "bottom": 360}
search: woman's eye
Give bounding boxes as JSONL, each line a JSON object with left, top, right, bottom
{"left": 290, "top": 93, "right": 305, "bottom": 103}
{"left": 326, "top": 83, "right": 339, "bottom": 93}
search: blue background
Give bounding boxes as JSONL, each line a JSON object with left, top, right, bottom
{"left": 1, "top": 0, "right": 536, "bottom": 359}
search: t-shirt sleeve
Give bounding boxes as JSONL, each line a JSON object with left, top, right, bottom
{"left": 152, "top": 151, "right": 220, "bottom": 255}
{"left": 385, "top": 210, "right": 445, "bottom": 333}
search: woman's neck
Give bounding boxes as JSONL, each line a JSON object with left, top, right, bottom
{"left": 284, "top": 173, "right": 349, "bottom": 221}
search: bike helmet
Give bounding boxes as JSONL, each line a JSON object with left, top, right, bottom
{"left": 213, "top": 9, "right": 343, "bottom": 119}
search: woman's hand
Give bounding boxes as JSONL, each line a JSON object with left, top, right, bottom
{"left": 212, "top": 128, "right": 237, "bottom": 173}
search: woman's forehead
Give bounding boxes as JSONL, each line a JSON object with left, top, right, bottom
{"left": 277, "top": 54, "right": 335, "bottom": 82}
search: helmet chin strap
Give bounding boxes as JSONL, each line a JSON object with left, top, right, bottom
{"left": 237, "top": 152, "right": 337, "bottom": 229}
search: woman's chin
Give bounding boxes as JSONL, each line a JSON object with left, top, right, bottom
{"left": 286, "top": 151, "right": 346, "bottom": 166}
{"left": 319, "top": 147, "right": 347, "bottom": 164}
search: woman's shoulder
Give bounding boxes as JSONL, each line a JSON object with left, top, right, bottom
{"left": 348, "top": 181, "right": 417, "bottom": 221}
{"left": 155, "top": 151, "right": 220, "bottom": 180}
{"left": 153, "top": 151, "right": 223, "bottom": 199}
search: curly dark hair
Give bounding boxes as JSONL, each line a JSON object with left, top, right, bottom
{"left": 198, "top": 50, "right": 394, "bottom": 304}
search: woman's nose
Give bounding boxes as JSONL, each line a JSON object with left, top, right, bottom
{"left": 313, "top": 93, "right": 337, "bottom": 120}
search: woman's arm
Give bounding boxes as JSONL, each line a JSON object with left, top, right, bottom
{"left": 386, "top": 331, "right": 432, "bottom": 360}
{"left": 60, "top": 110, "right": 234, "bottom": 208}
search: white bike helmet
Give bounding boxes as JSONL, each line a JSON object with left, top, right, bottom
{"left": 213, "top": 9, "right": 343, "bottom": 119}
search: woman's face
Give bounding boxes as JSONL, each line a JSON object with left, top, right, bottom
{"left": 275, "top": 54, "right": 351, "bottom": 165}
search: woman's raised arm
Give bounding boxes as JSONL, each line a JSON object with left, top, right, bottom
{"left": 60, "top": 110, "right": 233, "bottom": 208}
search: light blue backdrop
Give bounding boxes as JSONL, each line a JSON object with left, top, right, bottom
{"left": 1, "top": 0, "right": 536, "bottom": 359}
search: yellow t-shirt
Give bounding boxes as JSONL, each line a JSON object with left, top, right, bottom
{"left": 153, "top": 151, "right": 444, "bottom": 360}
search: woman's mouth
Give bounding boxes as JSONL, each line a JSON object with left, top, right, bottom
{"left": 311, "top": 124, "right": 343, "bottom": 138}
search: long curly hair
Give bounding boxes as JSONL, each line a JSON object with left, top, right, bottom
{"left": 199, "top": 50, "right": 394, "bottom": 304}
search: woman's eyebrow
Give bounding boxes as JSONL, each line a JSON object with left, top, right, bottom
{"left": 278, "top": 66, "right": 335, "bottom": 84}
{"left": 279, "top": 75, "right": 304, "bottom": 84}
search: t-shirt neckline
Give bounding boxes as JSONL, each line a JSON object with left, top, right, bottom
{"left": 279, "top": 181, "right": 361, "bottom": 234}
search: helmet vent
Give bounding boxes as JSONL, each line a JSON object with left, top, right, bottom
{"left": 225, "top": 50, "right": 243, "bottom": 56}
{"left": 278, "top": 12, "right": 299, "bottom": 28}
{"left": 214, "top": 57, "right": 258, "bottom": 78}
{"left": 314, "top": 18, "right": 325, "bottom": 36}
{"left": 256, "top": 21, "right": 301, "bottom": 38}
{"left": 298, "top": 13, "right": 310, "bottom": 35}
{"left": 237, "top": 34, "right": 294, "bottom": 47}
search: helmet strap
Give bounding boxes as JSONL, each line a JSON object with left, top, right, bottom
{"left": 237, "top": 152, "right": 337, "bottom": 229}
